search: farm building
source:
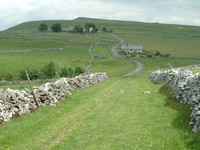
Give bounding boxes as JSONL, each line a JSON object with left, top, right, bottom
{"left": 66, "top": 26, "right": 75, "bottom": 32}
{"left": 119, "top": 44, "right": 143, "bottom": 53}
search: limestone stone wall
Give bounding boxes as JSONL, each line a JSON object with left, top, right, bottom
{"left": 150, "top": 67, "right": 200, "bottom": 132}
{"left": 0, "top": 73, "right": 108, "bottom": 123}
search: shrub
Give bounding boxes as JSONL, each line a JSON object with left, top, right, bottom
{"left": 102, "top": 27, "right": 107, "bottom": 32}
{"left": 60, "top": 67, "right": 69, "bottom": 77}
{"left": 67, "top": 68, "right": 74, "bottom": 78}
{"left": 154, "top": 51, "right": 160, "bottom": 56}
{"left": 74, "top": 67, "right": 84, "bottom": 76}
{"left": 41, "top": 62, "right": 56, "bottom": 79}
{"left": 19, "top": 71, "right": 27, "bottom": 80}
{"left": 29, "top": 70, "right": 41, "bottom": 80}
{"left": 19, "top": 70, "right": 41, "bottom": 80}
{"left": 164, "top": 53, "right": 170, "bottom": 57}
{"left": 1, "top": 73, "right": 14, "bottom": 81}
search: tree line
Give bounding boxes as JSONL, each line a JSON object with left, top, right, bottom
{"left": 38, "top": 23, "right": 62, "bottom": 32}
{"left": 38, "top": 22, "right": 113, "bottom": 33}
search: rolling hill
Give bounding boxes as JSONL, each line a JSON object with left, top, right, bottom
{"left": 0, "top": 17, "right": 200, "bottom": 149}
{"left": 5, "top": 17, "right": 200, "bottom": 58}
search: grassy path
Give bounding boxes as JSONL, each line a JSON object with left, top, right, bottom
{"left": 1, "top": 75, "right": 199, "bottom": 150}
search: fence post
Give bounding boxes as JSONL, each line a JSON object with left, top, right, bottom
{"left": 25, "top": 70, "right": 40, "bottom": 108}
{"left": 55, "top": 71, "right": 60, "bottom": 79}
{"left": 168, "top": 63, "right": 174, "bottom": 69}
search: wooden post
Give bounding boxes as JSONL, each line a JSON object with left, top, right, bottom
{"left": 168, "top": 63, "right": 174, "bottom": 69}
{"left": 72, "top": 70, "right": 75, "bottom": 77}
{"left": 25, "top": 70, "right": 40, "bottom": 108}
{"left": 55, "top": 71, "right": 60, "bottom": 79}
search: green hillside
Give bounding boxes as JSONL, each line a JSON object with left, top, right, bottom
{"left": 0, "top": 17, "right": 200, "bottom": 149}
{"left": 6, "top": 17, "right": 200, "bottom": 34}
{"left": 5, "top": 17, "right": 200, "bottom": 58}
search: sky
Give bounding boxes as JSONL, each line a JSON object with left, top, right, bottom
{"left": 0, "top": 0, "right": 200, "bottom": 31}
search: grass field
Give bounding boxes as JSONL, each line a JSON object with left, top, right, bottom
{"left": 0, "top": 58, "right": 200, "bottom": 150}
{"left": 0, "top": 38, "right": 89, "bottom": 51}
{"left": 0, "top": 17, "right": 200, "bottom": 149}
{"left": 120, "top": 33, "right": 200, "bottom": 57}
{"left": 91, "top": 45, "right": 111, "bottom": 58}
{"left": 0, "top": 48, "right": 89, "bottom": 77}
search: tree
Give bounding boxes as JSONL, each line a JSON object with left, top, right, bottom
{"left": 51, "top": 23, "right": 62, "bottom": 32}
{"left": 41, "top": 62, "right": 56, "bottom": 78}
{"left": 74, "top": 25, "right": 84, "bottom": 33}
{"left": 84, "top": 23, "right": 97, "bottom": 33}
{"left": 102, "top": 27, "right": 107, "bottom": 32}
{"left": 38, "top": 23, "right": 48, "bottom": 32}
{"left": 155, "top": 51, "right": 160, "bottom": 56}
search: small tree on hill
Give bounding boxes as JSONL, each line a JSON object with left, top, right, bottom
{"left": 74, "top": 25, "right": 84, "bottom": 33}
{"left": 51, "top": 23, "right": 62, "bottom": 32}
{"left": 38, "top": 23, "right": 48, "bottom": 32}
{"left": 84, "top": 23, "right": 98, "bottom": 33}
{"left": 102, "top": 27, "right": 107, "bottom": 32}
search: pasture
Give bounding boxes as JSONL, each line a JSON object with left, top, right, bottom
{"left": 0, "top": 17, "right": 200, "bottom": 149}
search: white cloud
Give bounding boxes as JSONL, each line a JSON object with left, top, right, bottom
{"left": 0, "top": 0, "right": 199, "bottom": 30}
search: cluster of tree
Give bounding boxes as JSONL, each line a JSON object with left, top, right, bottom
{"left": 18, "top": 62, "right": 85, "bottom": 80}
{"left": 102, "top": 27, "right": 113, "bottom": 33}
{"left": 121, "top": 50, "right": 171, "bottom": 58}
{"left": 38, "top": 23, "right": 62, "bottom": 32}
{"left": 73, "top": 23, "right": 98, "bottom": 33}
{"left": 153, "top": 51, "right": 170, "bottom": 57}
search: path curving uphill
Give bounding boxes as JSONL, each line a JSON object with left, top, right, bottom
{"left": 108, "top": 33, "right": 144, "bottom": 76}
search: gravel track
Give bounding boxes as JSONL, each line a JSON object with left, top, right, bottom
{"left": 108, "top": 33, "right": 144, "bottom": 76}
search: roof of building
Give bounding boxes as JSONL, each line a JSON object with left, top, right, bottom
{"left": 121, "top": 44, "right": 143, "bottom": 50}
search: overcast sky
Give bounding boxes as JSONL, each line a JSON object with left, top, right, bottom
{"left": 0, "top": 0, "right": 199, "bottom": 31}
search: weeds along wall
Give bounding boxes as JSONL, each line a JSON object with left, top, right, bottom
{"left": 150, "top": 65, "right": 200, "bottom": 132}
{"left": 0, "top": 72, "right": 109, "bottom": 123}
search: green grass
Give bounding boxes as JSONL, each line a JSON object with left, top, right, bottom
{"left": 6, "top": 17, "right": 200, "bottom": 34}
{"left": 0, "top": 17, "right": 200, "bottom": 149}
{"left": 191, "top": 68, "right": 200, "bottom": 74}
{"left": 90, "top": 58, "right": 135, "bottom": 77}
{"left": 0, "top": 38, "right": 88, "bottom": 51}
{"left": 91, "top": 45, "right": 111, "bottom": 58}
{"left": 0, "top": 67, "right": 200, "bottom": 149}
{"left": 0, "top": 48, "right": 89, "bottom": 77}
{"left": 137, "top": 58, "right": 200, "bottom": 73}
{"left": 120, "top": 33, "right": 200, "bottom": 58}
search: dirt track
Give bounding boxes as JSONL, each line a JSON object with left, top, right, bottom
{"left": 109, "top": 33, "right": 144, "bottom": 76}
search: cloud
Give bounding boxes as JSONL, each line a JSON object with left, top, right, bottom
{"left": 0, "top": 0, "right": 199, "bottom": 31}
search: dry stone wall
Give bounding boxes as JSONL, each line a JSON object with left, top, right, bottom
{"left": 0, "top": 72, "right": 108, "bottom": 123}
{"left": 150, "top": 66, "right": 200, "bottom": 132}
